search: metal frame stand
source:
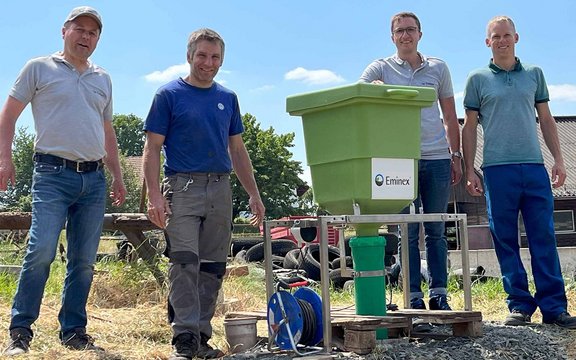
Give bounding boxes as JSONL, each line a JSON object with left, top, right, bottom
{"left": 263, "top": 213, "right": 471, "bottom": 354}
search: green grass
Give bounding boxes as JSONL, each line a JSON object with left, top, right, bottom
{"left": 0, "top": 273, "right": 18, "bottom": 302}
{"left": 0, "top": 261, "right": 66, "bottom": 302}
{"left": 1, "top": 236, "right": 575, "bottom": 321}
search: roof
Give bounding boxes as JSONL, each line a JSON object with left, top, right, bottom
{"left": 463, "top": 115, "right": 576, "bottom": 198}
{"left": 125, "top": 156, "right": 144, "bottom": 184}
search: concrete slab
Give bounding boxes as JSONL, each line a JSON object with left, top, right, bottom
{"left": 448, "top": 247, "right": 576, "bottom": 278}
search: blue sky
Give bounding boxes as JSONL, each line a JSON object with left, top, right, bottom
{"left": 2, "top": 1, "right": 576, "bottom": 184}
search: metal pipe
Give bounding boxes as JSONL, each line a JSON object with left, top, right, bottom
{"left": 318, "top": 216, "right": 332, "bottom": 354}
{"left": 400, "top": 223, "right": 411, "bottom": 309}
{"left": 459, "top": 215, "right": 473, "bottom": 310}
{"left": 264, "top": 220, "right": 274, "bottom": 302}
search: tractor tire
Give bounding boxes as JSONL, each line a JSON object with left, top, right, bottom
{"left": 283, "top": 248, "right": 303, "bottom": 269}
{"left": 301, "top": 244, "right": 341, "bottom": 281}
{"left": 331, "top": 255, "right": 354, "bottom": 270}
{"left": 230, "top": 237, "right": 262, "bottom": 257}
{"left": 244, "top": 239, "right": 297, "bottom": 262}
{"left": 329, "top": 268, "right": 354, "bottom": 290}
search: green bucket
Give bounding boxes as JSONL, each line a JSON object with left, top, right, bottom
{"left": 349, "top": 235, "right": 387, "bottom": 339}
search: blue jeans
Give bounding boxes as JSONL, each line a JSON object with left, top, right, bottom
{"left": 483, "top": 164, "right": 567, "bottom": 322}
{"left": 401, "top": 159, "right": 451, "bottom": 299}
{"left": 10, "top": 161, "right": 106, "bottom": 336}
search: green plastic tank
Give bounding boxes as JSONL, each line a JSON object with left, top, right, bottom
{"left": 349, "top": 235, "right": 388, "bottom": 339}
{"left": 286, "top": 82, "right": 436, "bottom": 235}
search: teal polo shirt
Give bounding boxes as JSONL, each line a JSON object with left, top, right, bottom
{"left": 463, "top": 58, "right": 548, "bottom": 168}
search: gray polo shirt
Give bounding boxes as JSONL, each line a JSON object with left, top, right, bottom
{"left": 360, "top": 53, "right": 454, "bottom": 160}
{"left": 10, "top": 53, "right": 113, "bottom": 161}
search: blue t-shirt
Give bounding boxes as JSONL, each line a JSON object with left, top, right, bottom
{"left": 144, "top": 78, "right": 244, "bottom": 175}
{"left": 463, "top": 59, "right": 548, "bottom": 168}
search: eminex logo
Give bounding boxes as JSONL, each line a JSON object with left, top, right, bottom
{"left": 374, "top": 174, "right": 411, "bottom": 187}
{"left": 372, "top": 158, "right": 414, "bottom": 200}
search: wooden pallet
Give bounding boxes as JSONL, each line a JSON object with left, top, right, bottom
{"left": 387, "top": 309, "right": 483, "bottom": 337}
{"left": 332, "top": 308, "right": 483, "bottom": 337}
{"left": 226, "top": 310, "right": 410, "bottom": 332}
{"left": 226, "top": 307, "right": 483, "bottom": 354}
{"left": 329, "top": 310, "right": 411, "bottom": 354}
{"left": 226, "top": 310, "right": 411, "bottom": 354}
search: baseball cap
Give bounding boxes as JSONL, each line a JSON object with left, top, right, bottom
{"left": 64, "top": 6, "right": 102, "bottom": 31}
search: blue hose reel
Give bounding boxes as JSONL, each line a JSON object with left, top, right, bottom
{"left": 267, "top": 284, "right": 323, "bottom": 352}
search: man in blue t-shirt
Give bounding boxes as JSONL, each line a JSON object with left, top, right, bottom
{"left": 463, "top": 15, "right": 575, "bottom": 329}
{"left": 143, "top": 28, "right": 265, "bottom": 359}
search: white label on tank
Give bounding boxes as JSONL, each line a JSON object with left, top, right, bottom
{"left": 371, "top": 158, "right": 415, "bottom": 199}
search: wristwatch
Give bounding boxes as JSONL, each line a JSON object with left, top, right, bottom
{"left": 451, "top": 151, "right": 463, "bottom": 158}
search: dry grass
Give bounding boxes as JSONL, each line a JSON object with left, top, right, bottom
{"left": 0, "top": 261, "right": 269, "bottom": 359}
{"left": 0, "top": 261, "right": 575, "bottom": 359}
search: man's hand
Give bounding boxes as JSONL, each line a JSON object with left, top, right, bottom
{"left": 248, "top": 196, "right": 265, "bottom": 226}
{"left": 465, "top": 172, "right": 484, "bottom": 196}
{"left": 147, "top": 193, "right": 171, "bottom": 229}
{"left": 551, "top": 162, "right": 567, "bottom": 189}
{"left": 109, "top": 178, "right": 127, "bottom": 207}
{"left": 451, "top": 158, "right": 463, "bottom": 185}
{"left": 0, "top": 158, "right": 15, "bottom": 191}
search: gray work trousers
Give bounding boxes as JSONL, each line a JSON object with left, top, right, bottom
{"left": 163, "top": 172, "right": 232, "bottom": 340}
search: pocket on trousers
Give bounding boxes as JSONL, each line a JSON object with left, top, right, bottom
{"left": 162, "top": 175, "right": 190, "bottom": 194}
{"left": 34, "top": 162, "right": 64, "bottom": 175}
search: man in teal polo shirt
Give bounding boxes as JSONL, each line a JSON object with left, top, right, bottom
{"left": 462, "top": 15, "right": 576, "bottom": 328}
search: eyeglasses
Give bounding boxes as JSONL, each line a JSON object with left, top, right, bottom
{"left": 392, "top": 26, "right": 419, "bottom": 37}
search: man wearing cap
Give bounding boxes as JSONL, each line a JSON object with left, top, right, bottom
{"left": 0, "top": 6, "right": 125, "bottom": 355}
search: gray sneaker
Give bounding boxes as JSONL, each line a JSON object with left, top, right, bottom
{"left": 504, "top": 309, "right": 532, "bottom": 326}
{"left": 4, "top": 328, "right": 32, "bottom": 356}
{"left": 61, "top": 328, "right": 104, "bottom": 351}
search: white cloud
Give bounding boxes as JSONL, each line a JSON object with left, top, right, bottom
{"left": 250, "top": 85, "right": 275, "bottom": 93}
{"left": 143, "top": 64, "right": 231, "bottom": 85}
{"left": 144, "top": 63, "right": 188, "bottom": 83}
{"left": 548, "top": 84, "right": 576, "bottom": 102}
{"left": 453, "top": 91, "right": 464, "bottom": 100}
{"left": 285, "top": 67, "right": 345, "bottom": 85}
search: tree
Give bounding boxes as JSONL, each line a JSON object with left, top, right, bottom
{"left": 0, "top": 127, "right": 34, "bottom": 212}
{"left": 113, "top": 114, "right": 145, "bottom": 156}
{"left": 104, "top": 155, "right": 142, "bottom": 213}
{"left": 231, "top": 113, "right": 315, "bottom": 220}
